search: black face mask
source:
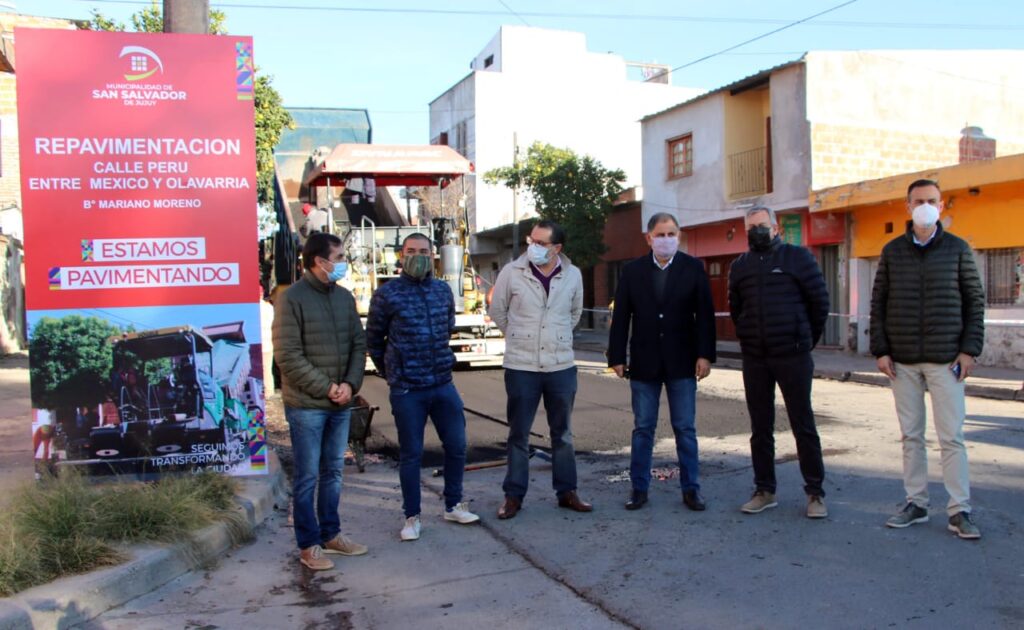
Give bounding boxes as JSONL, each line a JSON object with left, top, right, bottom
{"left": 747, "top": 226, "right": 774, "bottom": 252}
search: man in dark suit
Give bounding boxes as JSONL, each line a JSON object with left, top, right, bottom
{"left": 608, "top": 212, "right": 716, "bottom": 511}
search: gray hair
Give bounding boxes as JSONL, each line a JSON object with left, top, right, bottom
{"left": 646, "top": 212, "right": 679, "bottom": 232}
{"left": 745, "top": 205, "right": 777, "bottom": 225}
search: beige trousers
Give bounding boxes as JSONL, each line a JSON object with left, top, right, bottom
{"left": 891, "top": 362, "right": 970, "bottom": 516}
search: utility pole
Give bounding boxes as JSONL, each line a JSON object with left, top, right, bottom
{"left": 163, "top": 0, "right": 209, "bottom": 34}
{"left": 511, "top": 132, "right": 520, "bottom": 259}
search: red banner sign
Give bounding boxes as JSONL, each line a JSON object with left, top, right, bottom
{"left": 18, "top": 28, "right": 258, "bottom": 310}
{"left": 18, "top": 29, "right": 266, "bottom": 476}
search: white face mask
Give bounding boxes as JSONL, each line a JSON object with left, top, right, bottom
{"left": 527, "top": 243, "right": 552, "bottom": 266}
{"left": 912, "top": 203, "right": 940, "bottom": 228}
{"left": 651, "top": 235, "right": 678, "bottom": 259}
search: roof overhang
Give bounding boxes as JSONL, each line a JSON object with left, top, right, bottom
{"left": 111, "top": 326, "right": 215, "bottom": 358}
{"left": 304, "top": 144, "right": 473, "bottom": 188}
{"left": 810, "top": 153, "right": 1024, "bottom": 213}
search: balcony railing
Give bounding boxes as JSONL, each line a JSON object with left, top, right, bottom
{"left": 728, "top": 146, "right": 767, "bottom": 198}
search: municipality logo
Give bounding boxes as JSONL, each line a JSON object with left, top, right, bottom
{"left": 119, "top": 46, "right": 164, "bottom": 81}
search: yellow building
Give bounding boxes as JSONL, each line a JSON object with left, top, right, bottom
{"left": 810, "top": 153, "right": 1024, "bottom": 368}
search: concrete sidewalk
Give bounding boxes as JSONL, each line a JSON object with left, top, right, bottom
{"left": 574, "top": 329, "right": 1024, "bottom": 401}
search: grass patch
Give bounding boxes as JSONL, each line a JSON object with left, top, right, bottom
{"left": 0, "top": 471, "right": 242, "bottom": 596}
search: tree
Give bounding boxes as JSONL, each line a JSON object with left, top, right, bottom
{"left": 484, "top": 142, "right": 626, "bottom": 269}
{"left": 29, "top": 316, "right": 122, "bottom": 409}
{"left": 87, "top": 6, "right": 291, "bottom": 205}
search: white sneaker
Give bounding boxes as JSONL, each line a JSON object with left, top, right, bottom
{"left": 400, "top": 515, "right": 421, "bottom": 541}
{"left": 444, "top": 501, "right": 481, "bottom": 524}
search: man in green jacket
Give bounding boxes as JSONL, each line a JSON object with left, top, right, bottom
{"left": 870, "top": 178, "right": 985, "bottom": 540}
{"left": 273, "top": 232, "right": 368, "bottom": 569}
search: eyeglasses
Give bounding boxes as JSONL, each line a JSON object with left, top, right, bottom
{"left": 526, "top": 236, "right": 553, "bottom": 248}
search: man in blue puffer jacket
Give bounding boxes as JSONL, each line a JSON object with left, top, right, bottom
{"left": 366, "top": 233, "right": 480, "bottom": 541}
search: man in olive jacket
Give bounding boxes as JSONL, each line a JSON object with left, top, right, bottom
{"left": 273, "top": 232, "right": 367, "bottom": 570}
{"left": 871, "top": 178, "right": 985, "bottom": 540}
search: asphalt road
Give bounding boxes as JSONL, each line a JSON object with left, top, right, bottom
{"left": 354, "top": 352, "right": 826, "bottom": 469}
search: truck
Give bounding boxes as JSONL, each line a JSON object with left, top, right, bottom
{"left": 58, "top": 324, "right": 264, "bottom": 473}
{"left": 301, "top": 143, "right": 505, "bottom": 368}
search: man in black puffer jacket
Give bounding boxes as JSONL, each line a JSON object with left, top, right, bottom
{"left": 728, "top": 206, "right": 830, "bottom": 520}
{"left": 871, "top": 179, "right": 985, "bottom": 540}
{"left": 366, "top": 233, "right": 480, "bottom": 542}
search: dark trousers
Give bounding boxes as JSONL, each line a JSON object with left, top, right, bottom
{"left": 502, "top": 366, "right": 578, "bottom": 499}
{"left": 741, "top": 352, "right": 825, "bottom": 497}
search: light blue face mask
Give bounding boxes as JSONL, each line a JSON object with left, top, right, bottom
{"left": 527, "top": 243, "right": 552, "bottom": 266}
{"left": 323, "top": 260, "right": 348, "bottom": 282}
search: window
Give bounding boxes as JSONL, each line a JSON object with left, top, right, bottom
{"left": 484, "top": 54, "right": 494, "bottom": 68}
{"left": 667, "top": 134, "right": 693, "bottom": 179}
{"left": 453, "top": 120, "right": 468, "bottom": 157}
{"left": 985, "top": 248, "right": 1023, "bottom": 306}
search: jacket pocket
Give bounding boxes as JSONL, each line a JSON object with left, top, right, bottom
{"left": 555, "top": 330, "right": 574, "bottom": 365}
{"left": 794, "top": 313, "right": 811, "bottom": 350}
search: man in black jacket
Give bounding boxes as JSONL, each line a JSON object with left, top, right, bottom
{"left": 608, "top": 213, "right": 716, "bottom": 512}
{"left": 870, "top": 179, "right": 985, "bottom": 540}
{"left": 728, "top": 206, "right": 830, "bottom": 519}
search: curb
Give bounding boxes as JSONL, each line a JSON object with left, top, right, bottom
{"left": 0, "top": 451, "right": 288, "bottom": 630}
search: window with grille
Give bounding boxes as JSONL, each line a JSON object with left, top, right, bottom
{"left": 985, "top": 248, "right": 1023, "bottom": 306}
{"left": 667, "top": 134, "right": 693, "bottom": 179}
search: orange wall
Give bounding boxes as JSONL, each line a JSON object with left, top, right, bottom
{"left": 851, "top": 180, "right": 1024, "bottom": 258}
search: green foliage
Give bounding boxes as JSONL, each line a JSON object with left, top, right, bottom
{"left": 254, "top": 73, "right": 293, "bottom": 205}
{"left": 87, "top": 6, "right": 292, "bottom": 206}
{"left": 130, "top": 4, "right": 164, "bottom": 33}
{"left": 484, "top": 142, "right": 626, "bottom": 269}
{"left": 87, "top": 9, "right": 125, "bottom": 32}
{"left": 0, "top": 471, "right": 241, "bottom": 596}
{"left": 28, "top": 316, "right": 121, "bottom": 409}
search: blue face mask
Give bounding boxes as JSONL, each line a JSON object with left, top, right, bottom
{"left": 322, "top": 260, "right": 348, "bottom": 282}
{"left": 527, "top": 243, "right": 552, "bottom": 266}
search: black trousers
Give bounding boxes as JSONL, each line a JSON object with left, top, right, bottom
{"left": 741, "top": 351, "right": 825, "bottom": 497}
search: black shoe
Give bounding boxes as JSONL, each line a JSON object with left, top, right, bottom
{"left": 683, "top": 490, "right": 706, "bottom": 511}
{"left": 625, "top": 490, "right": 648, "bottom": 511}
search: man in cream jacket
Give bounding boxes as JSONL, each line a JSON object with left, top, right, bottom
{"left": 488, "top": 220, "right": 592, "bottom": 519}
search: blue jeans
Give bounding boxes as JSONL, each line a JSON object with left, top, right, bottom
{"left": 503, "top": 366, "right": 578, "bottom": 499}
{"left": 390, "top": 382, "right": 466, "bottom": 518}
{"left": 629, "top": 378, "right": 700, "bottom": 493}
{"left": 285, "top": 406, "right": 351, "bottom": 550}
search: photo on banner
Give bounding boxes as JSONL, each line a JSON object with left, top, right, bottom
{"left": 16, "top": 28, "right": 264, "bottom": 475}
{"left": 28, "top": 304, "right": 267, "bottom": 476}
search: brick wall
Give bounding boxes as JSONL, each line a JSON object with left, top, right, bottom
{"left": 811, "top": 122, "right": 1024, "bottom": 190}
{"left": 0, "top": 14, "right": 77, "bottom": 209}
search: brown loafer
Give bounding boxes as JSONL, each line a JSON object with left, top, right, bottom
{"left": 557, "top": 490, "right": 593, "bottom": 513}
{"left": 498, "top": 496, "right": 522, "bottom": 520}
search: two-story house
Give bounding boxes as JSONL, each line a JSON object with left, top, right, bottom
{"left": 641, "top": 50, "right": 1024, "bottom": 346}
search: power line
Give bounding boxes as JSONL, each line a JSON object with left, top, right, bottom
{"left": 645, "top": 0, "right": 859, "bottom": 82}
{"left": 76, "top": 1, "right": 1024, "bottom": 31}
{"left": 496, "top": 0, "right": 529, "bottom": 27}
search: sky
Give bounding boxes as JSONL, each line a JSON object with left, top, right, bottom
{"left": 25, "top": 0, "right": 1024, "bottom": 145}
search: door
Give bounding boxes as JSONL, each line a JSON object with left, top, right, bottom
{"left": 818, "top": 245, "right": 841, "bottom": 346}
{"left": 705, "top": 255, "right": 736, "bottom": 341}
